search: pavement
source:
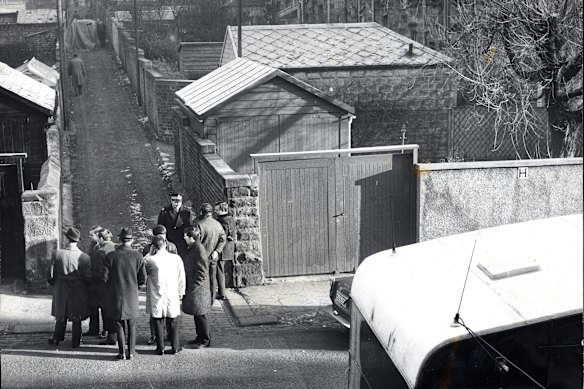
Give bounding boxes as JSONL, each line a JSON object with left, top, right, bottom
{"left": 0, "top": 274, "right": 343, "bottom": 336}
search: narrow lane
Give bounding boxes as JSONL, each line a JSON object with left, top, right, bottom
{"left": 68, "top": 47, "right": 167, "bottom": 250}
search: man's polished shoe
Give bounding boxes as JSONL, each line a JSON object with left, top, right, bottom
{"left": 47, "top": 338, "right": 59, "bottom": 346}
{"left": 154, "top": 348, "right": 164, "bottom": 355}
{"left": 192, "top": 341, "right": 210, "bottom": 349}
{"left": 187, "top": 338, "right": 200, "bottom": 345}
{"left": 147, "top": 336, "right": 157, "bottom": 345}
{"left": 164, "top": 347, "right": 182, "bottom": 355}
{"left": 99, "top": 331, "right": 108, "bottom": 339}
{"left": 115, "top": 354, "right": 125, "bottom": 360}
{"left": 82, "top": 331, "right": 99, "bottom": 337}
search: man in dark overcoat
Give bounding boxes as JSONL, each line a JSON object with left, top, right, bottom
{"left": 68, "top": 53, "right": 86, "bottom": 96}
{"left": 213, "top": 201, "right": 236, "bottom": 299}
{"left": 181, "top": 226, "right": 212, "bottom": 348}
{"left": 102, "top": 227, "right": 146, "bottom": 360}
{"left": 195, "top": 203, "right": 226, "bottom": 301}
{"left": 47, "top": 227, "right": 91, "bottom": 348}
{"left": 91, "top": 228, "right": 117, "bottom": 345}
{"left": 157, "top": 193, "right": 193, "bottom": 256}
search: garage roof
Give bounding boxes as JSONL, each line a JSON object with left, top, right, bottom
{"left": 0, "top": 61, "right": 56, "bottom": 115}
{"left": 224, "top": 22, "right": 451, "bottom": 69}
{"left": 176, "top": 57, "right": 355, "bottom": 118}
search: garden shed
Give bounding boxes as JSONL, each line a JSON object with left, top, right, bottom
{"left": 175, "top": 57, "right": 355, "bottom": 175}
{"left": 0, "top": 61, "right": 56, "bottom": 279}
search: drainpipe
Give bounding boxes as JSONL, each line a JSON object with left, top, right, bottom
{"left": 238, "top": 0, "right": 242, "bottom": 57}
{"left": 56, "top": 0, "right": 67, "bottom": 131}
{"left": 134, "top": 0, "right": 141, "bottom": 106}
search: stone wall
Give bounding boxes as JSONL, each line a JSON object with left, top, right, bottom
{"left": 177, "top": 112, "right": 264, "bottom": 285}
{"left": 417, "top": 158, "right": 584, "bottom": 242}
{"left": 21, "top": 126, "right": 61, "bottom": 292}
{"left": 288, "top": 66, "right": 455, "bottom": 162}
{"left": 0, "top": 23, "right": 57, "bottom": 67}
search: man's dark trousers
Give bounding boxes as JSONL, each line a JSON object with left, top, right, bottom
{"left": 194, "top": 315, "right": 210, "bottom": 344}
{"left": 54, "top": 320, "right": 82, "bottom": 347}
{"left": 154, "top": 317, "right": 179, "bottom": 351}
{"left": 115, "top": 319, "right": 136, "bottom": 356}
{"left": 209, "top": 259, "right": 226, "bottom": 300}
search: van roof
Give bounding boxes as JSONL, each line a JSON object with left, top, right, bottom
{"left": 351, "top": 214, "right": 583, "bottom": 388}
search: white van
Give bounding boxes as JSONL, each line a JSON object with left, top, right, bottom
{"left": 349, "top": 214, "right": 583, "bottom": 388}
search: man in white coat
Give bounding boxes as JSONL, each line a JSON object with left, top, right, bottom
{"left": 145, "top": 235, "right": 186, "bottom": 355}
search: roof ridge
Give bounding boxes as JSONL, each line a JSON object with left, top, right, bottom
{"left": 228, "top": 22, "right": 380, "bottom": 30}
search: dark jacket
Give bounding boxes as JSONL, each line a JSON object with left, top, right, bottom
{"left": 88, "top": 241, "right": 116, "bottom": 310}
{"left": 48, "top": 246, "right": 91, "bottom": 322}
{"left": 157, "top": 205, "right": 193, "bottom": 254}
{"left": 216, "top": 214, "right": 235, "bottom": 261}
{"left": 181, "top": 240, "right": 211, "bottom": 316}
{"left": 102, "top": 244, "right": 146, "bottom": 320}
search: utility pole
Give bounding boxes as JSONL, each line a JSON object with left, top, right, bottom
{"left": 56, "top": 0, "right": 67, "bottom": 131}
{"left": 327, "top": 0, "right": 330, "bottom": 23}
{"left": 238, "top": 0, "right": 242, "bottom": 57}
{"left": 134, "top": 0, "right": 141, "bottom": 106}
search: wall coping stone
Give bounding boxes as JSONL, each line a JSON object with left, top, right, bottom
{"left": 417, "top": 158, "right": 583, "bottom": 172}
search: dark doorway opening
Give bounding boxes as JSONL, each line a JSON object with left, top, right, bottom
{"left": 0, "top": 165, "right": 25, "bottom": 279}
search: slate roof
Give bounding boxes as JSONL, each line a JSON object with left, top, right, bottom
{"left": 0, "top": 61, "right": 56, "bottom": 115}
{"left": 16, "top": 57, "right": 59, "bottom": 88}
{"left": 225, "top": 22, "right": 450, "bottom": 69}
{"left": 176, "top": 57, "right": 354, "bottom": 118}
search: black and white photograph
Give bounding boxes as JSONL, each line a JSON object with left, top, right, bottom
{"left": 0, "top": 0, "right": 582, "bottom": 387}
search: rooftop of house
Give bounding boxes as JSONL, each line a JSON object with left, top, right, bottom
{"left": 16, "top": 8, "right": 57, "bottom": 23}
{"left": 16, "top": 57, "right": 59, "bottom": 88}
{"left": 0, "top": 61, "right": 55, "bottom": 115}
{"left": 225, "top": 22, "right": 451, "bottom": 69}
{"left": 176, "top": 57, "right": 354, "bottom": 118}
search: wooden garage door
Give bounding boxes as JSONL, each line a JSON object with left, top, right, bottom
{"left": 258, "top": 153, "right": 415, "bottom": 277}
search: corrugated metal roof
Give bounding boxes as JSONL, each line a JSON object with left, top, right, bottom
{"left": 0, "top": 61, "right": 56, "bottom": 114}
{"left": 17, "top": 8, "right": 57, "bottom": 24}
{"left": 176, "top": 57, "right": 354, "bottom": 118}
{"left": 226, "top": 22, "right": 450, "bottom": 69}
{"left": 16, "top": 57, "right": 59, "bottom": 88}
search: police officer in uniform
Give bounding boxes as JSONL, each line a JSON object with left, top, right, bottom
{"left": 157, "top": 193, "right": 193, "bottom": 256}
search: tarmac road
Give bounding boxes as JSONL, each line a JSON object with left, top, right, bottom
{"left": 1, "top": 326, "right": 348, "bottom": 389}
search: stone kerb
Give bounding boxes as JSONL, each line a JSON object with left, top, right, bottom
{"left": 21, "top": 127, "right": 61, "bottom": 292}
{"left": 194, "top": 137, "right": 264, "bottom": 286}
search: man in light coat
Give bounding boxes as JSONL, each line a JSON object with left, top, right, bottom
{"left": 145, "top": 235, "right": 186, "bottom": 354}
{"left": 102, "top": 227, "right": 146, "bottom": 360}
{"left": 195, "top": 203, "right": 226, "bottom": 301}
{"left": 47, "top": 227, "right": 91, "bottom": 348}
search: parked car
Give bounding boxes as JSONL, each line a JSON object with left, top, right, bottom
{"left": 328, "top": 275, "right": 353, "bottom": 328}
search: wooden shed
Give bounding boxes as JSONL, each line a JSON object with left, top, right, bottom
{"left": 175, "top": 57, "right": 355, "bottom": 174}
{"left": 178, "top": 42, "right": 223, "bottom": 80}
{"left": 0, "top": 61, "right": 56, "bottom": 279}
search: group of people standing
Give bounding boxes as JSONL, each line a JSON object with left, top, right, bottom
{"left": 47, "top": 193, "right": 235, "bottom": 360}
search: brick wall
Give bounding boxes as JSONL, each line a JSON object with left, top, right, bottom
{"left": 155, "top": 79, "right": 191, "bottom": 140}
{"left": 288, "top": 66, "right": 455, "bottom": 162}
{"left": 0, "top": 23, "right": 57, "bottom": 67}
{"left": 176, "top": 110, "right": 264, "bottom": 285}
{"left": 22, "top": 126, "right": 61, "bottom": 292}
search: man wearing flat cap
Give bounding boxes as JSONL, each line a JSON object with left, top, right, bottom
{"left": 102, "top": 227, "right": 146, "bottom": 360}
{"left": 47, "top": 227, "right": 92, "bottom": 348}
{"left": 195, "top": 203, "right": 226, "bottom": 301}
{"left": 157, "top": 193, "right": 193, "bottom": 256}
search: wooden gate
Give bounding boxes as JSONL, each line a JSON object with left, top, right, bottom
{"left": 257, "top": 146, "right": 417, "bottom": 277}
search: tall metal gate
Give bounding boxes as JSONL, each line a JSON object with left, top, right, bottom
{"left": 255, "top": 146, "right": 418, "bottom": 277}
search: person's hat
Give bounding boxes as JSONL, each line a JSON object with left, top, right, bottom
{"left": 65, "top": 227, "right": 80, "bottom": 242}
{"left": 118, "top": 227, "right": 133, "bottom": 240}
{"left": 200, "top": 202, "right": 213, "bottom": 213}
{"left": 214, "top": 201, "right": 228, "bottom": 216}
{"left": 152, "top": 224, "right": 167, "bottom": 235}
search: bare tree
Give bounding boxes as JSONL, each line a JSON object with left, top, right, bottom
{"left": 442, "top": 0, "right": 582, "bottom": 158}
